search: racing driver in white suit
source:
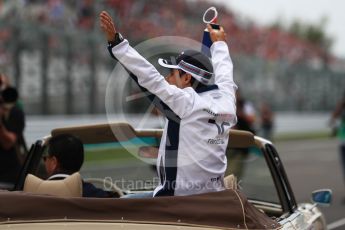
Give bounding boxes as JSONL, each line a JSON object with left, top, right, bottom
{"left": 100, "top": 11, "right": 237, "bottom": 197}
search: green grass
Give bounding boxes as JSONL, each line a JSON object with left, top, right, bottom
{"left": 83, "top": 131, "right": 334, "bottom": 163}
{"left": 84, "top": 147, "right": 138, "bottom": 163}
{"left": 274, "top": 130, "right": 332, "bottom": 142}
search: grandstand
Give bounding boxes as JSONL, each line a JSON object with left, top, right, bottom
{"left": 0, "top": 0, "right": 344, "bottom": 114}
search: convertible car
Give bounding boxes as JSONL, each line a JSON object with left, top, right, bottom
{"left": 0, "top": 123, "right": 331, "bottom": 229}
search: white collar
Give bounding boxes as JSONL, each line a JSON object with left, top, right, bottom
{"left": 47, "top": 173, "right": 69, "bottom": 180}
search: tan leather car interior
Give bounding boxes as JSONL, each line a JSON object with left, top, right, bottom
{"left": 224, "top": 174, "right": 238, "bottom": 190}
{"left": 23, "top": 172, "right": 82, "bottom": 197}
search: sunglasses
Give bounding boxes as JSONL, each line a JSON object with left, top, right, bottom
{"left": 42, "top": 155, "right": 52, "bottom": 162}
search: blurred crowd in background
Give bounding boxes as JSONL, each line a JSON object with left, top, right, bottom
{"left": 0, "top": 0, "right": 337, "bottom": 66}
{"left": 0, "top": 0, "right": 344, "bottom": 120}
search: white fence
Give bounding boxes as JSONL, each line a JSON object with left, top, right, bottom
{"left": 24, "top": 112, "right": 331, "bottom": 145}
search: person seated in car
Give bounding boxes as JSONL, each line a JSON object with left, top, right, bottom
{"left": 44, "top": 134, "right": 119, "bottom": 198}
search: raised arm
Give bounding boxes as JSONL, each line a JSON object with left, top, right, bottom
{"left": 207, "top": 25, "right": 237, "bottom": 98}
{"left": 99, "top": 11, "right": 194, "bottom": 119}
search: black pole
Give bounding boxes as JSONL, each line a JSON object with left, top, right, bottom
{"left": 65, "top": 34, "right": 73, "bottom": 114}
{"left": 88, "top": 36, "right": 97, "bottom": 114}
{"left": 12, "top": 25, "right": 21, "bottom": 89}
{"left": 40, "top": 31, "right": 49, "bottom": 114}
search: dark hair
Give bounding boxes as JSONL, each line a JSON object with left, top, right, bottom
{"left": 1, "top": 87, "right": 18, "bottom": 103}
{"left": 190, "top": 77, "right": 208, "bottom": 90}
{"left": 178, "top": 50, "right": 212, "bottom": 90}
{"left": 178, "top": 69, "right": 208, "bottom": 90}
{"left": 48, "top": 134, "right": 84, "bottom": 174}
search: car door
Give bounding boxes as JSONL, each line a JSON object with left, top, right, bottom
{"left": 264, "top": 143, "right": 327, "bottom": 230}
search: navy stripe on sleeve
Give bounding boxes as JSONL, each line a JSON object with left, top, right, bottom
{"left": 155, "top": 118, "right": 181, "bottom": 197}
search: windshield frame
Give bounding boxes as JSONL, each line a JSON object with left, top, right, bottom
{"left": 257, "top": 138, "right": 297, "bottom": 213}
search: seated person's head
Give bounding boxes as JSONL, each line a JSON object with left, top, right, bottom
{"left": 44, "top": 134, "right": 84, "bottom": 177}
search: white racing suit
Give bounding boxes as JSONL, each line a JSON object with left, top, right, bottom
{"left": 109, "top": 40, "right": 237, "bottom": 196}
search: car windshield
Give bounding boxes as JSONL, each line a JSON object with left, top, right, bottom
{"left": 36, "top": 135, "right": 280, "bottom": 205}
{"left": 82, "top": 137, "right": 160, "bottom": 192}
{"left": 226, "top": 146, "right": 280, "bottom": 204}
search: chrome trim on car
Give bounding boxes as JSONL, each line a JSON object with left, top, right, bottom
{"left": 279, "top": 212, "right": 301, "bottom": 225}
